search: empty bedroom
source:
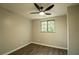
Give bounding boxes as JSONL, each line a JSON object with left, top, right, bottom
{"left": 0, "top": 3, "right": 79, "bottom": 55}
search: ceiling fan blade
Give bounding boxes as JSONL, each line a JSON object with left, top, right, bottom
{"left": 34, "top": 3, "right": 40, "bottom": 11}
{"left": 44, "top": 4, "right": 54, "bottom": 11}
{"left": 45, "top": 13, "right": 51, "bottom": 15}
{"left": 30, "top": 12, "right": 39, "bottom": 14}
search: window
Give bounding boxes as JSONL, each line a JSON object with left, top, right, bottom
{"left": 41, "top": 20, "right": 55, "bottom": 32}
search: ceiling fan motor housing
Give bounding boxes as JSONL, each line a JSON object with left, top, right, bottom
{"left": 40, "top": 6, "right": 43, "bottom": 11}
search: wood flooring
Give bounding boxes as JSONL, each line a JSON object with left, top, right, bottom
{"left": 9, "top": 43, "right": 67, "bottom": 55}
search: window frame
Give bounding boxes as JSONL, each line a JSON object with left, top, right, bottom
{"left": 40, "top": 20, "right": 55, "bottom": 33}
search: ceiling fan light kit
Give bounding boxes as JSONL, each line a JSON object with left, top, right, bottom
{"left": 39, "top": 12, "right": 45, "bottom": 15}
{"left": 30, "top": 3, "right": 54, "bottom": 15}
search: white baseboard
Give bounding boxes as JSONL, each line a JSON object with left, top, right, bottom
{"left": 3, "top": 42, "right": 31, "bottom": 55}
{"left": 31, "top": 42, "right": 67, "bottom": 50}
{"left": 3, "top": 41, "right": 67, "bottom": 55}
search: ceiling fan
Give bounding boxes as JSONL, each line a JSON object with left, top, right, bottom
{"left": 30, "top": 3, "right": 54, "bottom": 15}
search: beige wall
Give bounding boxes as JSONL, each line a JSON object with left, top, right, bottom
{"left": 0, "top": 6, "right": 68, "bottom": 54}
{"left": 0, "top": 8, "right": 32, "bottom": 54}
{"left": 32, "top": 15, "right": 67, "bottom": 49}
{"left": 67, "top": 5, "right": 79, "bottom": 54}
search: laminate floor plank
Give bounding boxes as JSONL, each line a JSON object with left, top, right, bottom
{"left": 9, "top": 43, "right": 67, "bottom": 55}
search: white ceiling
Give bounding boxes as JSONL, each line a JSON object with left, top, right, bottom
{"left": 0, "top": 3, "right": 76, "bottom": 20}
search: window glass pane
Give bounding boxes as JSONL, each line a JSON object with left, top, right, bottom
{"left": 48, "top": 21, "right": 55, "bottom": 32}
{"left": 41, "top": 21, "right": 47, "bottom": 32}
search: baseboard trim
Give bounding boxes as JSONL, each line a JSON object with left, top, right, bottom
{"left": 3, "top": 42, "right": 31, "bottom": 55}
{"left": 31, "top": 42, "right": 67, "bottom": 50}
{"left": 3, "top": 42, "right": 67, "bottom": 55}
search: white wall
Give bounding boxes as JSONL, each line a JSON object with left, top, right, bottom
{"left": 0, "top": 8, "right": 32, "bottom": 54}
{"left": 67, "top": 5, "right": 79, "bottom": 54}
{"left": 32, "top": 15, "right": 67, "bottom": 49}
